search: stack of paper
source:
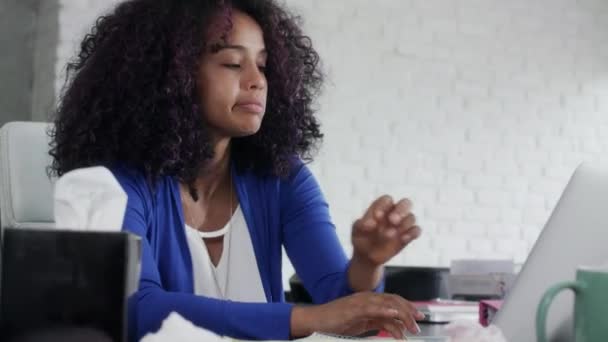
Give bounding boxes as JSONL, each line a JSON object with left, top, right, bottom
{"left": 414, "top": 299, "right": 479, "bottom": 324}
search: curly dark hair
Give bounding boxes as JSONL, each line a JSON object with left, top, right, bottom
{"left": 49, "top": 0, "right": 323, "bottom": 186}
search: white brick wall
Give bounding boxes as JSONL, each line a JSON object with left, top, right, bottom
{"left": 52, "top": 0, "right": 608, "bottom": 288}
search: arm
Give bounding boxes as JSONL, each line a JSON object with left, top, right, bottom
{"left": 348, "top": 254, "right": 384, "bottom": 292}
{"left": 280, "top": 163, "right": 383, "bottom": 305}
{"left": 128, "top": 240, "right": 292, "bottom": 341}
{"left": 113, "top": 169, "right": 293, "bottom": 342}
{"left": 279, "top": 165, "right": 424, "bottom": 339}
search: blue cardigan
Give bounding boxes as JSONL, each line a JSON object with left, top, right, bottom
{"left": 111, "top": 161, "right": 379, "bottom": 341}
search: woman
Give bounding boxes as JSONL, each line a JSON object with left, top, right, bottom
{"left": 49, "top": 0, "right": 423, "bottom": 340}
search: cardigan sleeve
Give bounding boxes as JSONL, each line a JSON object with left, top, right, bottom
{"left": 111, "top": 167, "right": 293, "bottom": 342}
{"left": 280, "top": 162, "right": 384, "bottom": 305}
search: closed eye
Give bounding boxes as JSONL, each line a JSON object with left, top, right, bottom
{"left": 223, "top": 64, "right": 241, "bottom": 69}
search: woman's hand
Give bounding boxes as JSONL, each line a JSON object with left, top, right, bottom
{"left": 290, "top": 292, "right": 425, "bottom": 339}
{"left": 352, "top": 195, "right": 421, "bottom": 267}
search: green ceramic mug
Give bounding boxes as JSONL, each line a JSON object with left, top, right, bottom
{"left": 536, "top": 266, "right": 608, "bottom": 342}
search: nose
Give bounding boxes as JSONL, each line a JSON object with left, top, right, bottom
{"left": 243, "top": 64, "right": 266, "bottom": 91}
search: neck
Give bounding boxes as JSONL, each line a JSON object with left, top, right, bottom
{"left": 193, "top": 136, "right": 232, "bottom": 201}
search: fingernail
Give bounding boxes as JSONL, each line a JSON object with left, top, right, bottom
{"left": 375, "top": 210, "right": 385, "bottom": 219}
{"left": 401, "top": 234, "right": 411, "bottom": 242}
{"left": 386, "top": 229, "right": 397, "bottom": 237}
{"left": 415, "top": 322, "right": 421, "bottom": 334}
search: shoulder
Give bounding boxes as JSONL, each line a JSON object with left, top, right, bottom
{"left": 108, "top": 164, "right": 174, "bottom": 210}
{"left": 109, "top": 165, "right": 176, "bottom": 226}
{"left": 108, "top": 164, "right": 153, "bottom": 199}
{"left": 277, "top": 158, "right": 323, "bottom": 201}
{"left": 284, "top": 158, "right": 317, "bottom": 187}
{"left": 243, "top": 158, "right": 315, "bottom": 190}
{"left": 237, "top": 157, "right": 310, "bottom": 185}
{"left": 236, "top": 158, "right": 320, "bottom": 201}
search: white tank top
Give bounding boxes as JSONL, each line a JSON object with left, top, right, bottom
{"left": 184, "top": 206, "right": 266, "bottom": 302}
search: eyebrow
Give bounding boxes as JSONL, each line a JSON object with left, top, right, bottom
{"left": 216, "top": 44, "right": 267, "bottom": 55}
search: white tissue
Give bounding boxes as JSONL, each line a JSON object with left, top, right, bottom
{"left": 140, "top": 312, "right": 224, "bottom": 342}
{"left": 444, "top": 320, "right": 507, "bottom": 342}
{"left": 54, "top": 166, "right": 127, "bottom": 231}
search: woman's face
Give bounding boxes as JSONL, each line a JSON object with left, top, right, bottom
{"left": 198, "top": 10, "right": 268, "bottom": 139}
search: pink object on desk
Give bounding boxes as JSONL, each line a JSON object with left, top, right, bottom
{"left": 478, "top": 300, "right": 503, "bottom": 327}
{"left": 376, "top": 330, "right": 391, "bottom": 337}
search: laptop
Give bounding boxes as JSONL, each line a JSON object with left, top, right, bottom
{"left": 494, "top": 163, "right": 608, "bottom": 342}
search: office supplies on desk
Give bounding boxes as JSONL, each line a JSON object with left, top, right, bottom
{"left": 478, "top": 300, "right": 502, "bottom": 327}
{"left": 413, "top": 300, "right": 479, "bottom": 324}
{"left": 447, "top": 259, "right": 515, "bottom": 301}
{"left": 450, "top": 259, "right": 514, "bottom": 275}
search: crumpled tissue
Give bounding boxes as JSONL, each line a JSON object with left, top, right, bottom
{"left": 444, "top": 320, "right": 508, "bottom": 342}
{"left": 140, "top": 312, "right": 224, "bottom": 342}
{"left": 54, "top": 166, "right": 127, "bottom": 231}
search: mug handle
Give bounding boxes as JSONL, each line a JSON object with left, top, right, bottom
{"left": 536, "top": 281, "right": 585, "bottom": 342}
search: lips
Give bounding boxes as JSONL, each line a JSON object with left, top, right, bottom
{"left": 235, "top": 100, "right": 265, "bottom": 114}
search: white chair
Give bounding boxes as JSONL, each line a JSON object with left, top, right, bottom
{"left": 0, "top": 121, "right": 55, "bottom": 229}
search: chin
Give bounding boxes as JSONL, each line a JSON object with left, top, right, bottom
{"left": 232, "top": 131, "right": 259, "bottom": 138}
{"left": 231, "top": 116, "right": 264, "bottom": 137}
{"left": 231, "top": 124, "right": 262, "bottom": 137}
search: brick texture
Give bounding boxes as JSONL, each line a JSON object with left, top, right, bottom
{"left": 52, "top": 0, "right": 608, "bottom": 288}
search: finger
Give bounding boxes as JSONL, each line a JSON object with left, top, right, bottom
{"left": 399, "top": 213, "right": 417, "bottom": 230}
{"left": 384, "top": 226, "right": 398, "bottom": 239}
{"left": 364, "top": 318, "right": 404, "bottom": 340}
{"left": 353, "top": 295, "right": 402, "bottom": 323}
{"left": 388, "top": 294, "right": 426, "bottom": 320}
{"left": 382, "top": 319, "right": 404, "bottom": 340}
{"left": 413, "top": 316, "right": 422, "bottom": 334}
{"left": 364, "top": 195, "right": 394, "bottom": 222}
{"left": 357, "top": 295, "right": 423, "bottom": 336}
{"left": 401, "top": 312, "right": 421, "bottom": 334}
{"left": 353, "top": 217, "right": 378, "bottom": 233}
{"left": 399, "top": 225, "right": 422, "bottom": 244}
{"left": 385, "top": 295, "right": 423, "bottom": 334}
{"left": 359, "top": 304, "right": 400, "bottom": 321}
{"left": 392, "top": 214, "right": 416, "bottom": 241}
{"left": 391, "top": 318, "right": 407, "bottom": 339}
{"left": 387, "top": 198, "right": 412, "bottom": 225}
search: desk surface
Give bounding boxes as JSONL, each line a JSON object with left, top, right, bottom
{"left": 410, "top": 323, "right": 448, "bottom": 338}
